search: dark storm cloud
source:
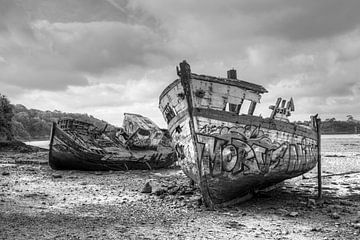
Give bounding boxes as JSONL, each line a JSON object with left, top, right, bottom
{"left": 259, "top": 0, "right": 360, "bottom": 41}
{"left": 135, "top": 0, "right": 360, "bottom": 41}
{"left": 0, "top": 0, "right": 174, "bottom": 91}
{"left": 18, "top": 0, "right": 160, "bottom": 30}
{"left": 33, "top": 20, "right": 174, "bottom": 74}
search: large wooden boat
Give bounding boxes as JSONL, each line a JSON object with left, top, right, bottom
{"left": 49, "top": 114, "right": 177, "bottom": 171}
{"left": 159, "top": 60, "right": 320, "bottom": 208}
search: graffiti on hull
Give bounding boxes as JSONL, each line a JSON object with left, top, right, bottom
{"left": 195, "top": 124, "right": 318, "bottom": 176}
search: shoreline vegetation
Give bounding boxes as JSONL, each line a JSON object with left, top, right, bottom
{"left": 1, "top": 93, "right": 116, "bottom": 143}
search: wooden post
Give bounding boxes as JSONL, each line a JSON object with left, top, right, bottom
{"left": 316, "top": 117, "right": 322, "bottom": 199}
{"left": 248, "top": 101, "right": 257, "bottom": 115}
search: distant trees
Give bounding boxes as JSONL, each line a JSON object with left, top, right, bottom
{"left": 1, "top": 95, "right": 117, "bottom": 141}
{"left": 0, "top": 94, "right": 14, "bottom": 141}
{"left": 322, "top": 117, "right": 360, "bottom": 134}
{"left": 325, "top": 118, "right": 336, "bottom": 122}
{"left": 346, "top": 115, "right": 354, "bottom": 122}
{"left": 10, "top": 104, "right": 116, "bottom": 140}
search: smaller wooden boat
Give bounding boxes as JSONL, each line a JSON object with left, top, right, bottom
{"left": 49, "top": 114, "right": 177, "bottom": 171}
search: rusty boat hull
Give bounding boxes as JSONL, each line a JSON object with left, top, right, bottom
{"left": 159, "top": 61, "right": 320, "bottom": 208}
{"left": 49, "top": 119, "right": 177, "bottom": 171}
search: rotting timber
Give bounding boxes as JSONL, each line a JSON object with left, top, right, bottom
{"left": 49, "top": 113, "right": 177, "bottom": 171}
{"left": 159, "top": 60, "right": 321, "bottom": 209}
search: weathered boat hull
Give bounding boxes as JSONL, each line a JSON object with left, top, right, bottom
{"left": 49, "top": 123, "right": 177, "bottom": 171}
{"left": 159, "top": 61, "right": 320, "bottom": 207}
{"left": 123, "top": 113, "right": 164, "bottom": 149}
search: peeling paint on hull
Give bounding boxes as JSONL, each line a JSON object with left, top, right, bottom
{"left": 49, "top": 118, "right": 177, "bottom": 171}
{"left": 159, "top": 61, "right": 320, "bottom": 208}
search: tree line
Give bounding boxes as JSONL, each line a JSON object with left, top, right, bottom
{"left": 321, "top": 117, "right": 360, "bottom": 134}
{"left": 0, "top": 94, "right": 114, "bottom": 141}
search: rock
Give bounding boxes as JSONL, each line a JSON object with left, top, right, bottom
{"left": 168, "top": 186, "right": 180, "bottom": 195}
{"left": 154, "top": 188, "right": 167, "bottom": 196}
{"left": 179, "top": 188, "right": 194, "bottom": 196}
{"left": 353, "top": 223, "right": 360, "bottom": 229}
{"left": 52, "top": 174, "right": 62, "bottom": 179}
{"left": 307, "top": 198, "right": 316, "bottom": 207}
{"left": 311, "top": 227, "right": 322, "bottom": 232}
{"left": 94, "top": 171, "right": 102, "bottom": 175}
{"left": 141, "top": 182, "right": 152, "bottom": 193}
{"left": 302, "top": 174, "right": 309, "bottom": 179}
{"left": 174, "top": 196, "right": 184, "bottom": 203}
{"left": 276, "top": 208, "right": 289, "bottom": 215}
{"left": 224, "top": 220, "right": 246, "bottom": 229}
{"left": 288, "top": 212, "right": 299, "bottom": 217}
{"left": 2, "top": 172, "right": 10, "bottom": 176}
{"left": 339, "top": 200, "right": 353, "bottom": 206}
{"left": 330, "top": 212, "right": 340, "bottom": 219}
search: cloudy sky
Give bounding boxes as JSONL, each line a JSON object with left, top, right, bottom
{"left": 1, "top": 0, "right": 360, "bottom": 127}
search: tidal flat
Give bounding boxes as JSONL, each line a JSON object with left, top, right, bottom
{"left": 0, "top": 135, "right": 359, "bottom": 239}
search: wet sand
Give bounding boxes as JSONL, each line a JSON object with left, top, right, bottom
{"left": 1, "top": 136, "right": 360, "bottom": 239}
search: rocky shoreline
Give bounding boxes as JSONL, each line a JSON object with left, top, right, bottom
{"left": 0, "top": 147, "right": 359, "bottom": 239}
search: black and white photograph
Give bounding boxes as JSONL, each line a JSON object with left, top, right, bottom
{"left": 1, "top": 0, "right": 360, "bottom": 239}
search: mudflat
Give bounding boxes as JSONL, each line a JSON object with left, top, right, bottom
{"left": 1, "top": 136, "right": 360, "bottom": 239}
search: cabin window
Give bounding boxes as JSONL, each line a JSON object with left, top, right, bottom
{"left": 223, "top": 102, "right": 230, "bottom": 111}
{"left": 239, "top": 100, "right": 251, "bottom": 115}
{"left": 223, "top": 99, "right": 257, "bottom": 116}
{"left": 223, "top": 100, "right": 243, "bottom": 114}
{"left": 248, "top": 101, "right": 257, "bottom": 115}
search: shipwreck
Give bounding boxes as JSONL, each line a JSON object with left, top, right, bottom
{"left": 159, "top": 60, "right": 321, "bottom": 208}
{"left": 49, "top": 113, "right": 177, "bottom": 171}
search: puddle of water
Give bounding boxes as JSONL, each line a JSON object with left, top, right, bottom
{"left": 0, "top": 163, "right": 17, "bottom": 167}
{"left": 152, "top": 169, "right": 183, "bottom": 177}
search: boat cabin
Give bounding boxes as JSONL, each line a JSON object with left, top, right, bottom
{"left": 189, "top": 69, "right": 268, "bottom": 116}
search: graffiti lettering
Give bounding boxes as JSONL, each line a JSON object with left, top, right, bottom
{"left": 196, "top": 124, "right": 318, "bottom": 177}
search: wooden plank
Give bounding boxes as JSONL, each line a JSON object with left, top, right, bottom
{"left": 191, "top": 73, "right": 268, "bottom": 93}
{"left": 192, "top": 108, "right": 318, "bottom": 140}
{"left": 190, "top": 80, "right": 261, "bottom": 110}
{"left": 248, "top": 102, "right": 257, "bottom": 115}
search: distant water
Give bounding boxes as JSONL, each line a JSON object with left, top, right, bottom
{"left": 24, "top": 140, "right": 50, "bottom": 150}
{"left": 319, "top": 134, "right": 360, "bottom": 174}
{"left": 322, "top": 134, "right": 360, "bottom": 139}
